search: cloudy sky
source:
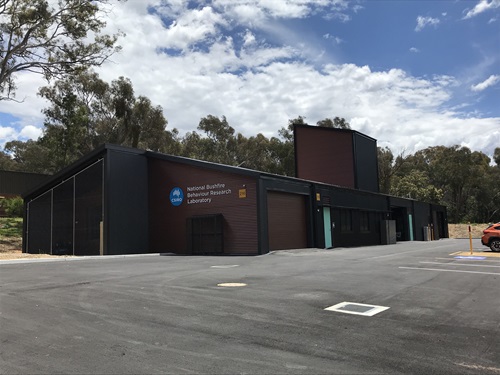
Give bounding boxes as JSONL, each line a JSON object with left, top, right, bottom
{"left": 1, "top": 0, "right": 499, "bottom": 159}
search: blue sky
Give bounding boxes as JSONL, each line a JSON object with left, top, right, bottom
{"left": 0, "top": 0, "right": 499, "bottom": 159}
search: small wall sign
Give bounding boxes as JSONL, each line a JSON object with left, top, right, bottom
{"left": 170, "top": 187, "right": 184, "bottom": 206}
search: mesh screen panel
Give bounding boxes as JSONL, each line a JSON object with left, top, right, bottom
{"left": 74, "top": 161, "right": 103, "bottom": 256}
{"left": 52, "top": 179, "right": 74, "bottom": 255}
{"left": 27, "top": 191, "right": 51, "bottom": 254}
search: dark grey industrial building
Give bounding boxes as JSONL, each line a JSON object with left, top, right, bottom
{"left": 0, "top": 170, "right": 49, "bottom": 216}
{"left": 22, "top": 125, "right": 448, "bottom": 256}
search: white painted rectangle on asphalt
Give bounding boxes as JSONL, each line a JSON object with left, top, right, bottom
{"left": 399, "top": 266, "right": 500, "bottom": 276}
{"left": 420, "top": 261, "right": 500, "bottom": 268}
{"left": 435, "top": 257, "right": 500, "bottom": 263}
{"left": 325, "top": 302, "right": 390, "bottom": 316}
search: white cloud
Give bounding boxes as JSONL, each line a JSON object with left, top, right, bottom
{"left": 409, "top": 47, "right": 420, "bottom": 53}
{"left": 214, "top": 0, "right": 351, "bottom": 21}
{"left": 0, "top": 126, "right": 16, "bottom": 142}
{"left": 323, "top": 33, "right": 343, "bottom": 44}
{"left": 215, "top": 0, "right": 299, "bottom": 19}
{"left": 242, "top": 29, "right": 257, "bottom": 47}
{"left": 463, "top": 0, "right": 500, "bottom": 19}
{"left": 415, "top": 16, "right": 440, "bottom": 31}
{"left": 230, "top": 4, "right": 266, "bottom": 25}
{"left": 0, "top": 0, "right": 499, "bottom": 161}
{"left": 471, "top": 75, "right": 500, "bottom": 91}
{"left": 0, "top": 71, "right": 46, "bottom": 149}
{"left": 19, "top": 125, "right": 42, "bottom": 140}
{"left": 160, "top": 6, "right": 228, "bottom": 50}
{"left": 0, "top": 124, "right": 42, "bottom": 149}
{"left": 325, "top": 12, "right": 351, "bottom": 22}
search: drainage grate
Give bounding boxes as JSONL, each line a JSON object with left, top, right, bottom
{"left": 325, "top": 302, "right": 390, "bottom": 316}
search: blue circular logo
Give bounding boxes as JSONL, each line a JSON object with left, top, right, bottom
{"left": 170, "top": 187, "right": 184, "bottom": 206}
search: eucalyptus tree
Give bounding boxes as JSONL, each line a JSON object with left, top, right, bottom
{"left": 0, "top": 150, "right": 19, "bottom": 171}
{"left": 38, "top": 70, "right": 109, "bottom": 170}
{"left": 316, "top": 117, "right": 351, "bottom": 129}
{"left": 377, "top": 146, "right": 394, "bottom": 194}
{"left": 0, "top": 0, "right": 122, "bottom": 100}
{"left": 391, "top": 169, "right": 443, "bottom": 203}
{"left": 196, "top": 115, "right": 238, "bottom": 165}
{"left": 265, "top": 117, "right": 305, "bottom": 177}
{"left": 179, "top": 131, "right": 202, "bottom": 160}
{"left": 391, "top": 145, "right": 494, "bottom": 223}
{"left": 235, "top": 133, "right": 274, "bottom": 172}
{"left": 6, "top": 70, "right": 171, "bottom": 172}
{"left": 3, "top": 139, "right": 51, "bottom": 173}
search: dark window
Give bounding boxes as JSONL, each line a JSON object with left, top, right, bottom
{"left": 340, "top": 209, "right": 353, "bottom": 232}
{"left": 360, "top": 211, "right": 370, "bottom": 232}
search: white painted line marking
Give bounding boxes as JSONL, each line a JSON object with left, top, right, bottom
{"left": 367, "top": 244, "right": 456, "bottom": 259}
{"left": 211, "top": 265, "right": 239, "bottom": 269}
{"left": 399, "top": 267, "right": 500, "bottom": 276}
{"left": 421, "top": 261, "right": 500, "bottom": 268}
{"left": 217, "top": 283, "right": 247, "bottom": 287}
{"left": 435, "top": 257, "right": 500, "bottom": 263}
{"left": 456, "top": 362, "right": 500, "bottom": 373}
{"left": 324, "top": 302, "right": 390, "bottom": 316}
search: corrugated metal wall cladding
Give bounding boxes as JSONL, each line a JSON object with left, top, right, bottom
{"left": 319, "top": 187, "right": 388, "bottom": 212}
{"left": 295, "top": 127, "right": 355, "bottom": 188}
{"left": 0, "top": 171, "right": 49, "bottom": 195}
{"left": 267, "top": 191, "right": 307, "bottom": 250}
{"left": 413, "top": 201, "right": 432, "bottom": 241}
{"left": 353, "top": 133, "right": 379, "bottom": 192}
{"left": 149, "top": 159, "right": 259, "bottom": 255}
{"left": 106, "top": 151, "right": 149, "bottom": 255}
{"left": 389, "top": 196, "right": 413, "bottom": 208}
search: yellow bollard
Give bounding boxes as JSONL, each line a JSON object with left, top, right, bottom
{"left": 469, "top": 225, "right": 473, "bottom": 255}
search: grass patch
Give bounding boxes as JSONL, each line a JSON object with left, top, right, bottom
{"left": 0, "top": 217, "right": 23, "bottom": 238}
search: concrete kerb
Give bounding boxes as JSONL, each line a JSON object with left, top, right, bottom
{"left": 0, "top": 253, "right": 173, "bottom": 266}
{"left": 3, "top": 240, "right": 495, "bottom": 265}
{"left": 2, "top": 248, "right": 332, "bottom": 265}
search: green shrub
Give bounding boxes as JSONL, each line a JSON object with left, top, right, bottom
{"left": 0, "top": 197, "right": 24, "bottom": 217}
{"left": 0, "top": 217, "right": 23, "bottom": 237}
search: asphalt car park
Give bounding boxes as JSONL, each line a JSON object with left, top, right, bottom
{"left": 1, "top": 239, "right": 499, "bottom": 374}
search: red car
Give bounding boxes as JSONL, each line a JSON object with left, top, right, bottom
{"left": 481, "top": 223, "right": 500, "bottom": 252}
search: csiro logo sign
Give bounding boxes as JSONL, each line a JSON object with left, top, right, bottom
{"left": 169, "top": 187, "right": 184, "bottom": 206}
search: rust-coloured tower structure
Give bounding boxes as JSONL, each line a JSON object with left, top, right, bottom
{"left": 294, "top": 125, "right": 379, "bottom": 193}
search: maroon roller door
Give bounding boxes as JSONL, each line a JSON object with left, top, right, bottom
{"left": 267, "top": 191, "right": 307, "bottom": 250}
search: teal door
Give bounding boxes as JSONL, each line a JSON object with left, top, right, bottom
{"left": 323, "top": 207, "right": 332, "bottom": 248}
{"left": 408, "top": 214, "right": 414, "bottom": 241}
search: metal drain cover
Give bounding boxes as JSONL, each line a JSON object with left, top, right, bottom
{"left": 325, "top": 302, "right": 390, "bottom": 316}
